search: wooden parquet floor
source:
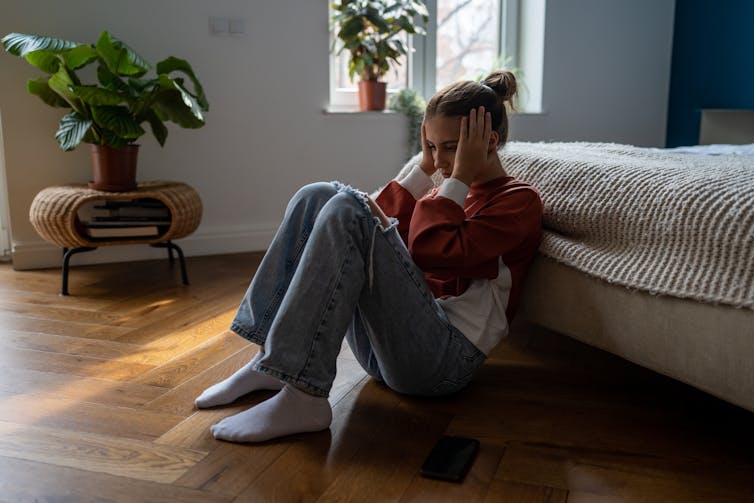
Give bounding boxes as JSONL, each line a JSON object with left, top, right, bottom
{"left": 0, "top": 252, "right": 752, "bottom": 502}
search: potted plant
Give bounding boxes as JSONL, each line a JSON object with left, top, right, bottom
{"left": 331, "top": 0, "right": 428, "bottom": 111}
{"left": 388, "top": 88, "right": 426, "bottom": 160}
{"left": 1, "top": 31, "right": 209, "bottom": 191}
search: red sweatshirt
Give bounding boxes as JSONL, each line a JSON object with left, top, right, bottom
{"left": 376, "top": 165, "right": 543, "bottom": 353}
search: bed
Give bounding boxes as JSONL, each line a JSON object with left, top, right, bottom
{"left": 396, "top": 142, "right": 754, "bottom": 413}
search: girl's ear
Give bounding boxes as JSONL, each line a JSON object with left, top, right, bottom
{"left": 487, "top": 131, "right": 500, "bottom": 152}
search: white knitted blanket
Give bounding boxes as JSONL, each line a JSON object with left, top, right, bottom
{"left": 396, "top": 142, "right": 754, "bottom": 309}
{"left": 504, "top": 142, "right": 754, "bottom": 309}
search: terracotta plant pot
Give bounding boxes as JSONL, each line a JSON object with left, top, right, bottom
{"left": 89, "top": 144, "right": 139, "bottom": 192}
{"left": 358, "top": 80, "right": 387, "bottom": 111}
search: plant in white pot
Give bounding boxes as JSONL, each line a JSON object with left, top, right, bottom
{"left": 331, "top": 0, "right": 428, "bottom": 111}
{"left": 2, "top": 31, "right": 209, "bottom": 191}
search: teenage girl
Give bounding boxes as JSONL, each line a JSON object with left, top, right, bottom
{"left": 195, "top": 70, "right": 543, "bottom": 443}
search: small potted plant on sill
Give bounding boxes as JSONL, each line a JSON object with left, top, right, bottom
{"left": 1, "top": 31, "right": 209, "bottom": 191}
{"left": 331, "top": 0, "right": 428, "bottom": 111}
{"left": 388, "top": 87, "right": 426, "bottom": 160}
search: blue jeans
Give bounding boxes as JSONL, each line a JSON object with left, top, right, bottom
{"left": 229, "top": 182, "right": 486, "bottom": 397}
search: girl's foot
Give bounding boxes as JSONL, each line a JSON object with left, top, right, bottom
{"left": 195, "top": 352, "right": 283, "bottom": 408}
{"left": 210, "top": 384, "right": 332, "bottom": 443}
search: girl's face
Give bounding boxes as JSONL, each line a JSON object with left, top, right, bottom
{"left": 424, "top": 115, "right": 462, "bottom": 178}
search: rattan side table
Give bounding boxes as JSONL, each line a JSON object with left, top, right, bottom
{"left": 30, "top": 180, "right": 202, "bottom": 295}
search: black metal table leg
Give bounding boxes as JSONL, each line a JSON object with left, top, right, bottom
{"left": 150, "top": 240, "right": 189, "bottom": 285}
{"left": 61, "top": 247, "right": 97, "bottom": 296}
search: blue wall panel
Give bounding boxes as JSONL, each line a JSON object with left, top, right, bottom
{"left": 666, "top": 0, "right": 754, "bottom": 147}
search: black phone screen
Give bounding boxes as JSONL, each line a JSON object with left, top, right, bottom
{"left": 420, "top": 435, "right": 480, "bottom": 482}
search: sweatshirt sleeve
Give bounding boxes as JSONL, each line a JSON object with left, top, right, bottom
{"left": 375, "top": 165, "right": 435, "bottom": 244}
{"left": 408, "top": 181, "right": 542, "bottom": 276}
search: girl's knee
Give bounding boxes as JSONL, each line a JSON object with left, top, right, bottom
{"left": 286, "top": 182, "right": 339, "bottom": 217}
{"left": 292, "top": 182, "right": 338, "bottom": 205}
{"left": 318, "top": 191, "right": 367, "bottom": 222}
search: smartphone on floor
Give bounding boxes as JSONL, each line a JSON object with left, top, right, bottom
{"left": 420, "top": 435, "right": 480, "bottom": 483}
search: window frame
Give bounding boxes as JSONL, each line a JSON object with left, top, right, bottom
{"left": 328, "top": 0, "right": 523, "bottom": 112}
{"left": 0, "top": 117, "right": 11, "bottom": 260}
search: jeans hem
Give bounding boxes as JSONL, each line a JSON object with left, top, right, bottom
{"left": 251, "top": 362, "right": 330, "bottom": 398}
{"left": 229, "top": 322, "right": 264, "bottom": 345}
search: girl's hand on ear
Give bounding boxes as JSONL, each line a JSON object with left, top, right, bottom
{"left": 419, "top": 121, "right": 437, "bottom": 176}
{"left": 452, "top": 106, "right": 492, "bottom": 186}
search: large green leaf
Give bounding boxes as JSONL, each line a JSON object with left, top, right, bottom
{"left": 361, "top": 38, "right": 376, "bottom": 53}
{"left": 91, "top": 105, "right": 144, "bottom": 139}
{"left": 127, "top": 77, "right": 156, "bottom": 95}
{"left": 97, "top": 64, "right": 132, "bottom": 95}
{"left": 151, "top": 75, "right": 205, "bottom": 128}
{"left": 409, "top": 0, "right": 429, "bottom": 20}
{"left": 1, "top": 32, "right": 78, "bottom": 57}
{"left": 396, "top": 15, "right": 417, "bottom": 34}
{"left": 155, "top": 56, "right": 209, "bottom": 110}
{"left": 152, "top": 92, "right": 204, "bottom": 128}
{"left": 365, "top": 7, "right": 390, "bottom": 32}
{"left": 338, "top": 17, "right": 365, "bottom": 40}
{"left": 48, "top": 66, "right": 85, "bottom": 114}
{"left": 144, "top": 109, "right": 168, "bottom": 146}
{"left": 55, "top": 112, "right": 93, "bottom": 151}
{"left": 99, "top": 128, "right": 131, "bottom": 148}
{"left": 27, "top": 77, "right": 69, "bottom": 107}
{"left": 383, "top": 3, "right": 402, "bottom": 14}
{"left": 63, "top": 45, "right": 98, "bottom": 69}
{"left": 74, "top": 85, "right": 133, "bottom": 106}
{"left": 23, "top": 50, "right": 62, "bottom": 73}
{"left": 389, "top": 38, "right": 407, "bottom": 56}
{"left": 95, "top": 31, "right": 150, "bottom": 77}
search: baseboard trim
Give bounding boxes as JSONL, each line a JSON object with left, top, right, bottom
{"left": 10, "top": 223, "right": 278, "bottom": 270}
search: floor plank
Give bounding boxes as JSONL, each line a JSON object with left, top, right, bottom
{"left": 0, "top": 345, "right": 157, "bottom": 381}
{"left": 0, "top": 421, "right": 207, "bottom": 484}
{"left": 0, "top": 298, "right": 126, "bottom": 325}
{"left": 0, "top": 311, "right": 131, "bottom": 340}
{"left": 142, "top": 344, "right": 259, "bottom": 416}
{"left": 494, "top": 441, "right": 754, "bottom": 502}
{"left": 130, "top": 330, "right": 250, "bottom": 388}
{"left": 2, "top": 328, "right": 166, "bottom": 365}
{"left": 0, "top": 456, "right": 232, "bottom": 503}
{"left": 0, "top": 392, "right": 185, "bottom": 441}
{"left": 0, "top": 367, "right": 165, "bottom": 407}
{"left": 482, "top": 480, "right": 568, "bottom": 503}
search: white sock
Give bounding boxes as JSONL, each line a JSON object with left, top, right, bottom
{"left": 195, "top": 351, "right": 283, "bottom": 409}
{"left": 210, "top": 384, "right": 332, "bottom": 443}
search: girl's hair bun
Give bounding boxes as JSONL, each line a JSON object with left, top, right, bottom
{"left": 482, "top": 69, "right": 518, "bottom": 109}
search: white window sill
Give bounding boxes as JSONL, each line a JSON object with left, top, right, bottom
{"left": 324, "top": 106, "right": 401, "bottom": 115}
{"left": 512, "top": 110, "right": 547, "bottom": 117}
{"left": 324, "top": 106, "right": 546, "bottom": 117}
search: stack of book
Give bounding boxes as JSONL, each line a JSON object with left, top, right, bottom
{"left": 79, "top": 199, "right": 171, "bottom": 238}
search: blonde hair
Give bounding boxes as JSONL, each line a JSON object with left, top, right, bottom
{"left": 424, "top": 70, "right": 518, "bottom": 146}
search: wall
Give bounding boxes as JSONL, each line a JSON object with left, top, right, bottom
{"left": 665, "top": 0, "right": 754, "bottom": 147}
{"left": 512, "top": 0, "right": 675, "bottom": 145}
{"left": 0, "top": 0, "right": 675, "bottom": 270}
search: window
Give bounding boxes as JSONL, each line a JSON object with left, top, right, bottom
{"left": 0, "top": 115, "right": 10, "bottom": 260}
{"left": 329, "top": 0, "right": 543, "bottom": 112}
{"left": 435, "top": 0, "right": 508, "bottom": 90}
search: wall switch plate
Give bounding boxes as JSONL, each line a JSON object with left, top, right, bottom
{"left": 229, "top": 18, "right": 246, "bottom": 35}
{"left": 210, "top": 17, "right": 229, "bottom": 35}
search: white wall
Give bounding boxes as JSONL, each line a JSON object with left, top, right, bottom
{"left": 0, "top": 0, "right": 675, "bottom": 270}
{"left": 513, "top": 0, "right": 675, "bottom": 144}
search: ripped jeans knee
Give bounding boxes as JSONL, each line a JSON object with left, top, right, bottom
{"left": 329, "top": 180, "right": 399, "bottom": 289}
